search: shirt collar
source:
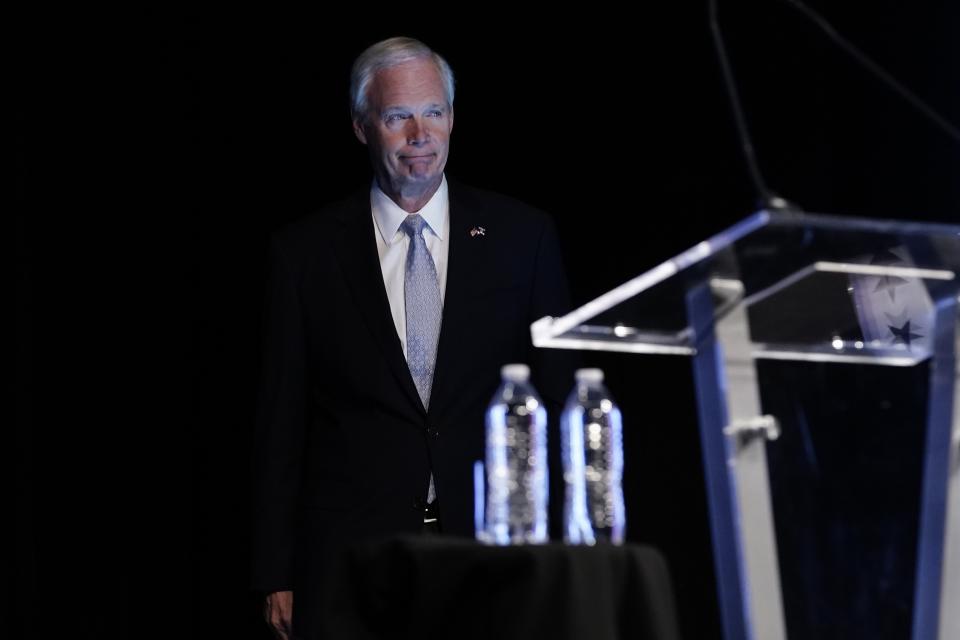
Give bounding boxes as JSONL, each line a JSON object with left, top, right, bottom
{"left": 371, "top": 175, "right": 448, "bottom": 245}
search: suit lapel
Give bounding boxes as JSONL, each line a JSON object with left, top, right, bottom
{"left": 332, "top": 191, "right": 425, "bottom": 416}
{"left": 429, "top": 181, "right": 489, "bottom": 419}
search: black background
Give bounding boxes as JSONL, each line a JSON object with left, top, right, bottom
{"left": 15, "top": 3, "right": 958, "bottom": 639}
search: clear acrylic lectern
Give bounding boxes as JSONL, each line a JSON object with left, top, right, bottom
{"left": 532, "top": 210, "right": 960, "bottom": 640}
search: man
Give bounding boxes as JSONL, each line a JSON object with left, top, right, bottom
{"left": 252, "top": 37, "right": 572, "bottom": 639}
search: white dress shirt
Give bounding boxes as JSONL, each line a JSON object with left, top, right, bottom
{"left": 371, "top": 176, "right": 450, "bottom": 359}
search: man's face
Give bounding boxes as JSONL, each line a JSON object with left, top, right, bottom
{"left": 353, "top": 57, "right": 453, "bottom": 195}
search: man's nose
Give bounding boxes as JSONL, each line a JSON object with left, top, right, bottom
{"left": 405, "top": 119, "right": 429, "bottom": 146}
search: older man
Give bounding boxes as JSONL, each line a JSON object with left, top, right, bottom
{"left": 252, "top": 37, "right": 572, "bottom": 639}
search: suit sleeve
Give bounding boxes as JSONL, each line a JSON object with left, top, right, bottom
{"left": 250, "top": 233, "right": 307, "bottom": 593}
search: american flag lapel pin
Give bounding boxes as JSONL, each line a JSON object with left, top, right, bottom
{"left": 469, "top": 226, "right": 486, "bottom": 237}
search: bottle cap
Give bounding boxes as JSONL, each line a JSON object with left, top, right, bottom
{"left": 501, "top": 363, "right": 530, "bottom": 382}
{"left": 574, "top": 368, "right": 604, "bottom": 384}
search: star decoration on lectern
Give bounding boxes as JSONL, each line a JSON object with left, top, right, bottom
{"left": 874, "top": 274, "right": 909, "bottom": 302}
{"left": 888, "top": 320, "right": 923, "bottom": 348}
{"left": 870, "top": 249, "right": 908, "bottom": 302}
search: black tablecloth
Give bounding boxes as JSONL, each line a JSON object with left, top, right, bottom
{"left": 310, "top": 536, "right": 681, "bottom": 640}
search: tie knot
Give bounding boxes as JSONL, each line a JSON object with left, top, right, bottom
{"left": 401, "top": 214, "right": 428, "bottom": 238}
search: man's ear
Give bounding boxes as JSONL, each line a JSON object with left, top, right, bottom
{"left": 353, "top": 117, "right": 368, "bottom": 145}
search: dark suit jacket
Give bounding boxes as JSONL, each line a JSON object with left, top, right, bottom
{"left": 251, "top": 178, "right": 574, "bottom": 599}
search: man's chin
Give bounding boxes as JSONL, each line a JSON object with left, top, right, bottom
{"left": 398, "top": 171, "right": 440, "bottom": 189}
{"left": 407, "top": 163, "right": 438, "bottom": 177}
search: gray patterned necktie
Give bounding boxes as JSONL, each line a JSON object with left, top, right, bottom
{"left": 401, "top": 214, "right": 442, "bottom": 409}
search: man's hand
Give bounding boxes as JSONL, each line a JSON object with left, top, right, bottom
{"left": 264, "top": 590, "right": 294, "bottom": 640}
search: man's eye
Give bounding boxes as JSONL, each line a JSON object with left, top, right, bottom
{"left": 426, "top": 110, "right": 442, "bottom": 118}
{"left": 386, "top": 113, "right": 408, "bottom": 123}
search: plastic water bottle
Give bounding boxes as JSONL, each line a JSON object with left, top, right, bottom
{"left": 561, "top": 368, "right": 625, "bottom": 544}
{"left": 480, "top": 364, "right": 548, "bottom": 545}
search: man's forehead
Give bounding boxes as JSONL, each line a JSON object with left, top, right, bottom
{"left": 370, "top": 59, "right": 446, "bottom": 102}
{"left": 375, "top": 56, "right": 440, "bottom": 80}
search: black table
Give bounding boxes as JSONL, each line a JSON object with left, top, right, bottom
{"left": 311, "top": 536, "right": 682, "bottom": 640}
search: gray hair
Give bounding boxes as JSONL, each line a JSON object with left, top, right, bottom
{"left": 349, "top": 37, "right": 455, "bottom": 120}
